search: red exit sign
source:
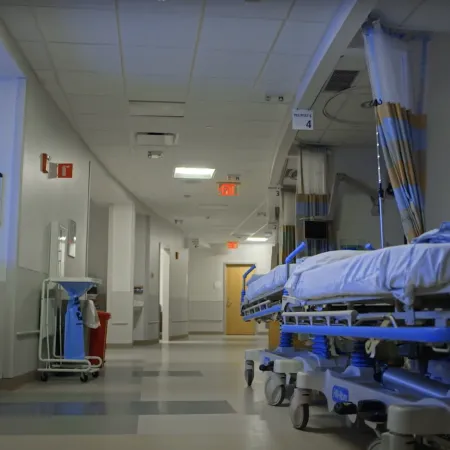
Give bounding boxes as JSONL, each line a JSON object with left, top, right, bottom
{"left": 218, "top": 182, "right": 239, "bottom": 197}
{"left": 227, "top": 241, "right": 239, "bottom": 249}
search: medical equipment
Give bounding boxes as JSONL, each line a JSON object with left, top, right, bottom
{"left": 280, "top": 242, "right": 450, "bottom": 449}
{"left": 38, "top": 277, "right": 103, "bottom": 382}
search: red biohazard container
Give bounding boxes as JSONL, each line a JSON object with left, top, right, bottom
{"left": 89, "top": 311, "right": 111, "bottom": 367}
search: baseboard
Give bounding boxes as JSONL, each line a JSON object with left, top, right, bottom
{"left": 0, "top": 370, "right": 37, "bottom": 391}
{"left": 169, "top": 334, "right": 189, "bottom": 341}
{"left": 189, "top": 331, "right": 223, "bottom": 335}
{"left": 133, "top": 339, "right": 159, "bottom": 346}
{"left": 257, "top": 331, "right": 268, "bottom": 335}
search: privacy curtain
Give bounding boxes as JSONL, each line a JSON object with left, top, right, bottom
{"left": 363, "top": 22, "right": 429, "bottom": 241}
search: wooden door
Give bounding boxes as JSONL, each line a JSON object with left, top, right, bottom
{"left": 225, "top": 265, "right": 256, "bottom": 335}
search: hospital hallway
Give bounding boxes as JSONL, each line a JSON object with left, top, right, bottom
{"left": 0, "top": 335, "right": 372, "bottom": 450}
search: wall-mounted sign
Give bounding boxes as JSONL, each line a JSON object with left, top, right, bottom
{"left": 218, "top": 182, "right": 239, "bottom": 197}
{"left": 227, "top": 241, "right": 239, "bottom": 249}
{"left": 57, "top": 163, "right": 73, "bottom": 179}
{"left": 292, "top": 109, "right": 314, "bottom": 130}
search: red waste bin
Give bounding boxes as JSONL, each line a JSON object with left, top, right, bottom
{"left": 89, "top": 311, "right": 111, "bottom": 367}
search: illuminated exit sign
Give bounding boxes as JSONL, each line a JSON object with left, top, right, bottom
{"left": 218, "top": 182, "right": 239, "bottom": 197}
{"left": 227, "top": 241, "right": 239, "bottom": 249}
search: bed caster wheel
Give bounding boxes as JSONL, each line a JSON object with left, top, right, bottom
{"left": 80, "top": 373, "right": 89, "bottom": 383}
{"left": 290, "top": 402, "right": 310, "bottom": 430}
{"left": 264, "top": 374, "right": 286, "bottom": 406}
{"left": 244, "top": 360, "right": 254, "bottom": 387}
{"left": 244, "top": 369, "right": 254, "bottom": 387}
{"left": 367, "top": 438, "right": 381, "bottom": 450}
{"left": 40, "top": 372, "right": 48, "bottom": 382}
{"left": 92, "top": 371, "right": 100, "bottom": 379}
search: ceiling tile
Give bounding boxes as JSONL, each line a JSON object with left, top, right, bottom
{"left": 185, "top": 101, "right": 288, "bottom": 122}
{"left": 126, "top": 75, "right": 189, "bottom": 102}
{"left": 76, "top": 114, "right": 128, "bottom": 131}
{"left": 82, "top": 129, "right": 130, "bottom": 146}
{"left": 118, "top": 0, "right": 202, "bottom": 15}
{"left": 258, "top": 53, "right": 310, "bottom": 87}
{"left": 375, "top": 0, "right": 424, "bottom": 26}
{"left": 67, "top": 94, "right": 127, "bottom": 115}
{"left": 28, "top": 0, "right": 114, "bottom": 9}
{"left": 273, "top": 21, "right": 327, "bottom": 55}
{"left": 48, "top": 43, "right": 122, "bottom": 72}
{"left": 193, "top": 49, "right": 266, "bottom": 79}
{"left": 253, "top": 80, "right": 296, "bottom": 102}
{"left": 0, "top": 6, "right": 42, "bottom": 41}
{"left": 119, "top": 13, "right": 199, "bottom": 48}
{"left": 205, "top": 0, "right": 292, "bottom": 20}
{"left": 35, "top": 7, "right": 118, "bottom": 44}
{"left": 189, "top": 77, "right": 254, "bottom": 102}
{"left": 123, "top": 46, "right": 193, "bottom": 76}
{"left": 289, "top": 0, "right": 341, "bottom": 22}
{"left": 402, "top": 0, "right": 450, "bottom": 32}
{"left": 58, "top": 71, "right": 123, "bottom": 95}
{"left": 199, "top": 17, "right": 282, "bottom": 52}
{"left": 19, "top": 42, "right": 53, "bottom": 70}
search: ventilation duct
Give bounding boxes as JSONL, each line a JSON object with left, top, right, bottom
{"left": 324, "top": 70, "right": 359, "bottom": 92}
{"left": 135, "top": 132, "right": 178, "bottom": 146}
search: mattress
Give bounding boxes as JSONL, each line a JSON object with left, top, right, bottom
{"left": 286, "top": 243, "right": 450, "bottom": 306}
{"left": 244, "top": 264, "right": 296, "bottom": 303}
{"left": 244, "top": 250, "right": 366, "bottom": 304}
{"left": 247, "top": 274, "right": 264, "bottom": 285}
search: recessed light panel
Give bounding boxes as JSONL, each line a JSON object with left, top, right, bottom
{"left": 174, "top": 167, "right": 215, "bottom": 180}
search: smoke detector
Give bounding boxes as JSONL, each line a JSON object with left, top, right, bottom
{"left": 148, "top": 151, "right": 163, "bottom": 159}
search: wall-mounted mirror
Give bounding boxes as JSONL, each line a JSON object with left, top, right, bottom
{"left": 68, "top": 219, "right": 77, "bottom": 258}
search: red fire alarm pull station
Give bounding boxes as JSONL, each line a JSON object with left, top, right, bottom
{"left": 40, "top": 153, "right": 50, "bottom": 174}
{"left": 57, "top": 163, "right": 74, "bottom": 179}
{"left": 218, "top": 182, "right": 239, "bottom": 197}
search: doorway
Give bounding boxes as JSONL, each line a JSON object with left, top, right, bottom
{"left": 159, "top": 245, "right": 170, "bottom": 342}
{"left": 225, "top": 265, "right": 256, "bottom": 335}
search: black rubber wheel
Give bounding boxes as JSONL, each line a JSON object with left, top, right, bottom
{"left": 290, "top": 403, "right": 310, "bottom": 430}
{"left": 92, "top": 371, "right": 100, "bottom": 379}
{"left": 80, "top": 373, "right": 89, "bottom": 383}
{"left": 244, "top": 369, "right": 254, "bottom": 387}
{"left": 40, "top": 372, "right": 49, "bottom": 382}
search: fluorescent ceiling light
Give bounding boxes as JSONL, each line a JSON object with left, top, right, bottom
{"left": 174, "top": 167, "right": 215, "bottom": 180}
{"left": 247, "top": 237, "right": 268, "bottom": 242}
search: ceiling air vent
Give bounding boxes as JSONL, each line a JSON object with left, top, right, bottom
{"left": 324, "top": 70, "right": 359, "bottom": 92}
{"left": 135, "top": 132, "right": 178, "bottom": 146}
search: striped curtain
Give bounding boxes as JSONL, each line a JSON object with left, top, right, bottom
{"left": 376, "top": 102, "right": 426, "bottom": 240}
{"left": 363, "top": 22, "right": 429, "bottom": 241}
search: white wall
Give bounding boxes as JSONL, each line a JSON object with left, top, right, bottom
{"left": 188, "top": 244, "right": 272, "bottom": 333}
{"left": 87, "top": 201, "right": 109, "bottom": 294}
{"left": 133, "top": 214, "right": 149, "bottom": 341}
{"left": 0, "top": 77, "right": 25, "bottom": 379}
{"left": 426, "top": 33, "right": 450, "bottom": 229}
{"left": 329, "top": 148, "right": 404, "bottom": 248}
{"left": 147, "top": 215, "right": 185, "bottom": 341}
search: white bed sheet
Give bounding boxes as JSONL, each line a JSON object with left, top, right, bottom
{"left": 245, "top": 250, "right": 367, "bottom": 304}
{"left": 244, "top": 264, "right": 296, "bottom": 303}
{"left": 286, "top": 243, "right": 450, "bottom": 306}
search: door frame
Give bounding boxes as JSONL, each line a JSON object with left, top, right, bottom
{"left": 223, "top": 262, "right": 256, "bottom": 334}
{"left": 159, "top": 243, "right": 170, "bottom": 342}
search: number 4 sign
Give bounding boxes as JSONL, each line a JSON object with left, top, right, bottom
{"left": 292, "top": 109, "right": 314, "bottom": 131}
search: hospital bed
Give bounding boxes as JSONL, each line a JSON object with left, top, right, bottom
{"left": 280, "top": 242, "right": 450, "bottom": 450}
{"left": 240, "top": 244, "right": 368, "bottom": 401}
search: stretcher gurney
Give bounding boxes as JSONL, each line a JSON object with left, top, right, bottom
{"left": 279, "top": 242, "right": 450, "bottom": 450}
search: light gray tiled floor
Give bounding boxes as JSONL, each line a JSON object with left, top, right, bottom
{"left": 0, "top": 335, "right": 373, "bottom": 449}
